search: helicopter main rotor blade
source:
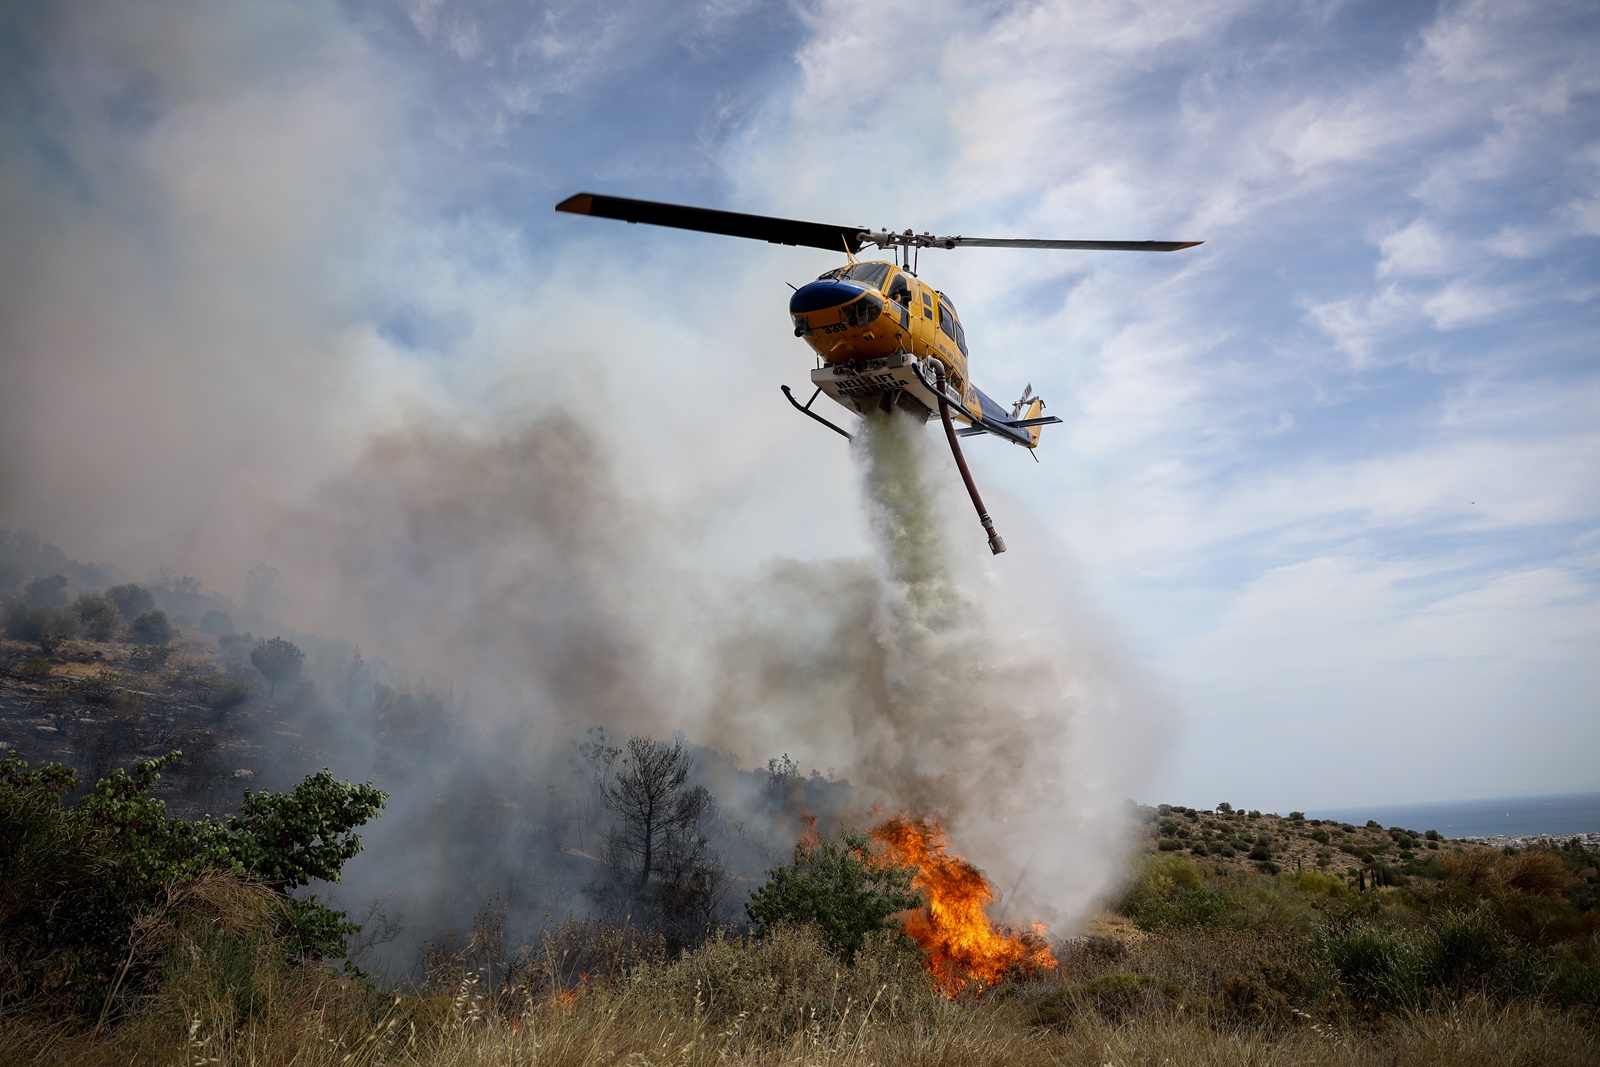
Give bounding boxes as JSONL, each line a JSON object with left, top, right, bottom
{"left": 557, "top": 193, "right": 870, "bottom": 254}
{"left": 942, "top": 237, "right": 1202, "bottom": 251}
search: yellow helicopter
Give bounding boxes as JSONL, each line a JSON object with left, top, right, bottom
{"left": 556, "top": 193, "right": 1200, "bottom": 554}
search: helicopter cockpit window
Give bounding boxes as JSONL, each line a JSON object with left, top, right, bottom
{"left": 840, "top": 262, "right": 891, "bottom": 290}
{"left": 886, "top": 271, "right": 911, "bottom": 304}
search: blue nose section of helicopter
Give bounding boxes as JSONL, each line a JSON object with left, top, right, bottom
{"left": 789, "top": 279, "right": 868, "bottom": 315}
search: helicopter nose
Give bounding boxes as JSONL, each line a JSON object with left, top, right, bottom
{"left": 789, "top": 279, "right": 867, "bottom": 315}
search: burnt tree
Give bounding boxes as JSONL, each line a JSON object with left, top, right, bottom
{"left": 601, "top": 735, "right": 716, "bottom": 889}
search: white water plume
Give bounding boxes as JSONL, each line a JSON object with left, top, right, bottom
{"left": 848, "top": 409, "right": 1170, "bottom": 930}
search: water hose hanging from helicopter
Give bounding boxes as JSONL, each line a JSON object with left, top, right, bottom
{"left": 936, "top": 370, "right": 1006, "bottom": 556}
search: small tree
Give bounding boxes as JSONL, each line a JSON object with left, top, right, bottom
{"left": 601, "top": 735, "right": 715, "bottom": 889}
{"left": 128, "top": 609, "right": 174, "bottom": 645}
{"left": 23, "top": 574, "right": 68, "bottom": 607}
{"left": 75, "top": 593, "right": 120, "bottom": 641}
{"left": 597, "top": 734, "right": 725, "bottom": 945}
{"left": 250, "top": 636, "right": 304, "bottom": 697}
{"left": 0, "top": 749, "right": 386, "bottom": 1011}
{"left": 4, "top": 602, "right": 79, "bottom": 652}
{"left": 746, "top": 831, "right": 921, "bottom": 961}
{"left": 106, "top": 583, "right": 155, "bottom": 618}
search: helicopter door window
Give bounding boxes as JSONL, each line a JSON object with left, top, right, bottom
{"left": 920, "top": 292, "right": 934, "bottom": 319}
{"left": 885, "top": 273, "right": 912, "bottom": 328}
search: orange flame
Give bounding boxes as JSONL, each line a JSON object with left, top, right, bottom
{"left": 870, "top": 815, "right": 1057, "bottom": 994}
{"left": 798, "top": 811, "right": 822, "bottom": 854}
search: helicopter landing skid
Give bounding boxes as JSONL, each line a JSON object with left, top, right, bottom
{"left": 781, "top": 385, "right": 854, "bottom": 441}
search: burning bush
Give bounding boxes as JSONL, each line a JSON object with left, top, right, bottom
{"left": 869, "top": 816, "right": 1057, "bottom": 993}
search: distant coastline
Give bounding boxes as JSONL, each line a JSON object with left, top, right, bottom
{"left": 1310, "top": 791, "right": 1600, "bottom": 840}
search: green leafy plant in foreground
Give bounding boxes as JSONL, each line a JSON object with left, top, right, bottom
{"left": 746, "top": 830, "right": 922, "bottom": 961}
{"left": 0, "top": 749, "right": 386, "bottom": 1013}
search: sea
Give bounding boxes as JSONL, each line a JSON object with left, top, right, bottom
{"left": 1310, "top": 791, "right": 1600, "bottom": 839}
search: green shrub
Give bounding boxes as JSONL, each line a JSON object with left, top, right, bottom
{"left": 1321, "top": 923, "right": 1421, "bottom": 1010}
{"left": 128, "top": 609, "right": 174, "bottom": 644}
{"left": 106, "top": 583, "right": 155, "bottom": 618}
{"left": 1157, "top": 838, "right": 1182, "bottom": 851}
{"left": 4, "top": 602, "right": 79, "bottom": 651}
{"left": 1421, "top": 907, "right": 1504, "bottom": 991}
{"left": 1131, "top": 887, "right": 1228, "bottom": 929}
{"left": 23, "top": 574, "right": 69, "bottom": 606}
{"left": 1288, "top": 869, "right": 1355, "bottom": 901}
{"left": 250, "top": 637, "right": 305, "bottom": 697}
{"left": 198, "top": 674, "right": 253, "bottom": 715}
{"left": 129, "top": 643, "right": 174, "bottom": 671}
{"left": 746, "top": 831, "right": 921, "bottom": 962}
{"left": 0, "top": 750, "right": 386, "bottom": 1014}
{"left": 75, "top": 593, "right": 120, "bottom": 641}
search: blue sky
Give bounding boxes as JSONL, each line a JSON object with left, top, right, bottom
{"left": 2, "top": 0, "right": 1596, "bottom": 813}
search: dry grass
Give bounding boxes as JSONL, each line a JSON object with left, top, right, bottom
{"left": 5, "top": 982, "right": 1593, "bottom": 1067}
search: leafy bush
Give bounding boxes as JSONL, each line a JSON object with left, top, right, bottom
{"left": 1287, "top": 869, "right": 1354, "bottom": 901}
{"left": 1421, "top": 907, "right": 1505, "bottom": 991}
{"left": 129, "top": 643, "right": 174, "bottom": 671}
{"left": 4, "top": 601, "right": 79, "bottom": 651}
{"left": 128, "top": 609, "right": 174, "bottom": 644}
{"left": 0, "top": 750, "right": 386, "bottom": 1014}
{"left": 198, "top": 674, "right": 253, "bottom": 715}
{"left": 106, "top": 583, "right": 155, "bottom": 618}
{"left": 250, "top": 636, "right": 305, "bottom": 697}
{"left": 746, "top": 830, "right": 921, "bottom": 961}
{"left": 1321, "top": 923, "right": 1421, "bottom": 1010}
{"left": 23, "top": 574, "right": 69, "bottom": 606}
{"left": 75, "top": 592, "right": 120, "bottom": 640}
{"left": 1120, "top": 855, "right": 1226, "bottom": 930}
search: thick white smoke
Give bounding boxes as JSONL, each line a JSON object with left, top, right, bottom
{"left": 841, "top": 409, "right": 1171, "bottom": 929}
{"left": 0, "top": 0, "right": 1172, "bottom": 944}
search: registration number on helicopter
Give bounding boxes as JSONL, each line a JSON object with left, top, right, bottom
{"left": 831, "top": 371, "right": 906, "bottom": 396}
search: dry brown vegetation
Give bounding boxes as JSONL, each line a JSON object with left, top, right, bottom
{"left": 3, "top": 918, "right": 1596, "bottom": 1067}
{"left": 3, "top": 621, "right": 1598, "bottom": 1064}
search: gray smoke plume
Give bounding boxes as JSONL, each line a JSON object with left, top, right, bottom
{"left": 0, "top": 0, "right": 1171, "bottom": 954}
{"left": 247, "top": 403, "right": 1169, "bottom": 945}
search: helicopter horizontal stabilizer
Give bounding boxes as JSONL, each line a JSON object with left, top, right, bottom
{"left": 962, "top": 385, "right": 1062, "bottom": 448}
